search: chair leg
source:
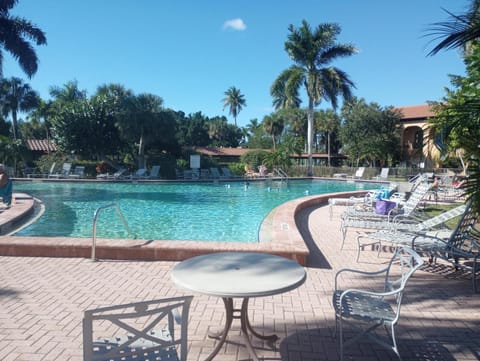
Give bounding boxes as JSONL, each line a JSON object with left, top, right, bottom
{"left": 389, "top": 324, "right": 402, "bottom": 361}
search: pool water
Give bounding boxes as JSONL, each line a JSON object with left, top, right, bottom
{"left": 13, "top": 180, "right": 380, "bottom": 242}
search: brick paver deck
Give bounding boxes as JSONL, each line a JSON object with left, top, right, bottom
{"left": 1, "top": 203, "right": 479, "bottom": 360}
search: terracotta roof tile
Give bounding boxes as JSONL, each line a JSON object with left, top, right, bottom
{"left": 396, "top": 104, "right": 434, "bottom": 119}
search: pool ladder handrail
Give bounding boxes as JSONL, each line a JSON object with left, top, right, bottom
{"left": 91, "top": 203, "right": 135, "bottom": 261}
{"left": 273, "top": 168, "right": 288, "bottom": 182}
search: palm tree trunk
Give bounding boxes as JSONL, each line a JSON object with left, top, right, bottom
{"left": 327, "top": 131, "right": 331, "bottom": 167}
{"left": 12, "top": 109, "right": 18, "bottom": 140}
{"left": 307, "top": 98, "right": 314, "bottom": 176}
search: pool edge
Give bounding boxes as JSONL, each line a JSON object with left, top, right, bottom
{"left": 0, "top": 190, "right": 369, "bottom": 266}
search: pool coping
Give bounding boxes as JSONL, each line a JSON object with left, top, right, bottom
{"left": 0, "top": 188, "right": 369, "bottom": 266}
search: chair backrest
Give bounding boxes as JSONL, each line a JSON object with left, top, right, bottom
{"left": 379, "top": 167, "right": 389, "bottom": 179}
{"left": 135, "top": 168, "right": 147, "bottom": 176}
{"left": 150, "top": 165, "right": 160, "bottom": 177}
{"left": 221, "top": 167, "right": 232, "bottom": 177}
{"left": 446, "top": 199, "right": 479, "bottom": 249}
{"left": 384, "top": 247, "right": 424, "bottom": 320}
{"left": 74, "top": 166, "right": 85, "bottom": 176}
{"left": 114, "top": 168, "right": 126, "bottom": 177}
{"left": 417, "top": 203, "right": 468, "bottom": 231}
{"left": 355, "top": 167, "right": 365, "bottom": 177}
{"left": 48, "top": 162, "right": 56, "bottom": 175}
{"left": 402, "top": 181, "right": 431, "bottom": 216}
{"left": 61, "top": 163, "right": 72, "bottom": 175}
{"left": 83, "top": 296, "right": 193, "bottom": 361}
{"left": 210, "top": 167, "right": 221, "bottom": 178}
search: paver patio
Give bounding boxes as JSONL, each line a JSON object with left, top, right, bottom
{"left": 0, "top": 203, "right": 479, "bottom": 360}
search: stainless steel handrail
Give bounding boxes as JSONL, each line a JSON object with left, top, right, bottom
{"left": 91, "top": 203, "right": 135, "bottom": 261}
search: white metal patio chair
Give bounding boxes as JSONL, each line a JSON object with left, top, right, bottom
{"left": 333, "top": 247, "right": 424, "bottom": 361}
{"left": 83, "top": 296, "right": 193, "bottom": 361}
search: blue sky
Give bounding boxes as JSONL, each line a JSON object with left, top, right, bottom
{"left": 4, "top": 0, "right": 470, "bottom": 128}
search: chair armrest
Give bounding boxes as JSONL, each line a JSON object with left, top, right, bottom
{"left": 335, "top": 266, "right": 389, "bottom": 291}
{"left": 338, "top": 287, "right": 402, "bottom": 302}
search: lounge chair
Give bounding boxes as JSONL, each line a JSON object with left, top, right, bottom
{"left": 374, "top": 167, "right": 389, "bottom": 180}
{"left": 83, "top": 296, "right": 193, "bottom": 361}
{"left": 346, "top": 167, "right": 365, "bottom": 180}
{"left": 355, "top": 203, "right": 469, "bottom": 261}
{"left": 131, "top": 168, "right": 148, "bottom": 179}
{"left": 97, "top": 168, "right": 127, "bottom": 180}
{"left": 357, "top": 200, "right": 479, "bottom": 291}
{"left": 49, "top": 162, "right": 72, "bottom": 178}
{"left": 210, "top": 167, "right": 222, "bottom": 179}
{"left": 333, "top": 247, "right": 424, "bottom": 360}
{"left": 149, "top": 165, "right": 160, "bottom": 179}
{"left": 340, "top": 182, "right": 432, "bottom": 243}
{"left": 69, "top": 166, "right": 85, "bottom": 179}
{"left": 221, "top": 167, "right": 240, "bottom": 179}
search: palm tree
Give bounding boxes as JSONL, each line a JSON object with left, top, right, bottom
{"left": 0, "top": 0, "right": 47, "bottom": 78}
{"left": 271, "top": 20, "right": 356, "bottom": 175}
{"left": 315, "top": 109, "right": 340, "bottom": 166}
{"left": 426, "top": 0, "right": 480, "bottom": 56}
{"left": 222, "top": 86, "right": 246, "bottom": 126}
{"left": 0, "top": 77, "right": 39, "bottom": 139}
{"left": 262, "top": 113, "right": 284, "bottom": 150}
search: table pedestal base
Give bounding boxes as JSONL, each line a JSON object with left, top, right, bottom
{"left": 205, "top": 297, "right": 278, "bottom": 361}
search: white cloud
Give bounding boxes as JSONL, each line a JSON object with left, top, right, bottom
{"left": 223, "top": 18, "right": 247, "bottom": 31}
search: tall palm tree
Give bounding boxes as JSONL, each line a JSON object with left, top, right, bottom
{"left": 0, "top": 76, "right": 39, "bottom": 139}
{"left": 271, "top": 20, "right": 356, "bottom": 175}
{"left": 222, "top": 86, "right": 246, "bottom": 126}
{"left": 0, "top": 0, "right": 47, "bottom": 78}
{"left": 426, "top": 0, "right": 480, "bottom": 56}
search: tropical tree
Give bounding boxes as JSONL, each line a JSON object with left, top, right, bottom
{"left": 315, "top": 109, "right": 340, "bottom": 166}
{"left": 262, "top": 113, "right": 285, "bottom": 150}
{"left": 271, "top": 20, "right": 357, "bottom": 175}
{"left": 426, "top": 0, "right": 480, "bottom": 56}
{"left": 340, "top": 97, "right": 402, "bottom": 167}
{"left": 426, "top": 0, "right": 480, "bottom": 209}
{"left": 118, "top": 93, "right": 164, "bottom": 168}
{"left": 0, "top": 76, "right": 39, "bottom": 139}
{"left": 222, "top": 86, "right": 246, "bottom": 126}
{"left": 175, "top": 111, "right": 210, "bottom": 147}
{"left": 0, "top": 0, "right": 47, "bottom": 78}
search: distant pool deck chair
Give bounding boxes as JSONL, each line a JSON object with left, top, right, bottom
{"left": 374, "top": 167, "right": 389, "bottom": 180}
{"left": 347, "top": 167, "right": 365, "bottom": 180}
{"left": 97, "top": 168, "right": 127, "bottom": 180}
{"left": 49, "top": 162, "right": 72, "bottom": 178}
{"left": 69, "top": 166, "right": 85, "bottom": 179}
{"left": 149, "top": 165, "right": 161, "bottom": 179}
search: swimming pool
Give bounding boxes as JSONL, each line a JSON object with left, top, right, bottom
{"left": 13, "top": 179, "right": 381, "bottom": 242}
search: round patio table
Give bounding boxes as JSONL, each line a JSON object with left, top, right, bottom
{"left": 171, "top": 251, "right": 306, "bottom": 361}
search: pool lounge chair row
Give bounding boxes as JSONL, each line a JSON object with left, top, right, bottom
{"left": 96, "top": 165, "right": 161, "bottom": 180}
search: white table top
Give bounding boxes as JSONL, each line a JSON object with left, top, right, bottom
{"left": 171, "top": 252, "right": 306, "bottom": 298}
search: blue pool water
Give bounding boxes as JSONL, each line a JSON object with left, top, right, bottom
{"left": 13, "top": 179, "right": 381, "bottom": 242}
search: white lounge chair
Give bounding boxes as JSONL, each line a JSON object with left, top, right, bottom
{"left": 346, "top": 167, "right": 365, "bottom": 180}
{"left": 374, "top": 167, "right": 389, "bottom": 180}
{"left": 355, "top": 203, "right": 469, "bottom": 261}
{"left": 97, "top": 168, "right": 127, "bottom": 180}
{"left": 49, "top": 162, "right": 72, "bottom": 178}
{"left": 340, "top": 182, "right": 432, "bottom": 243}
